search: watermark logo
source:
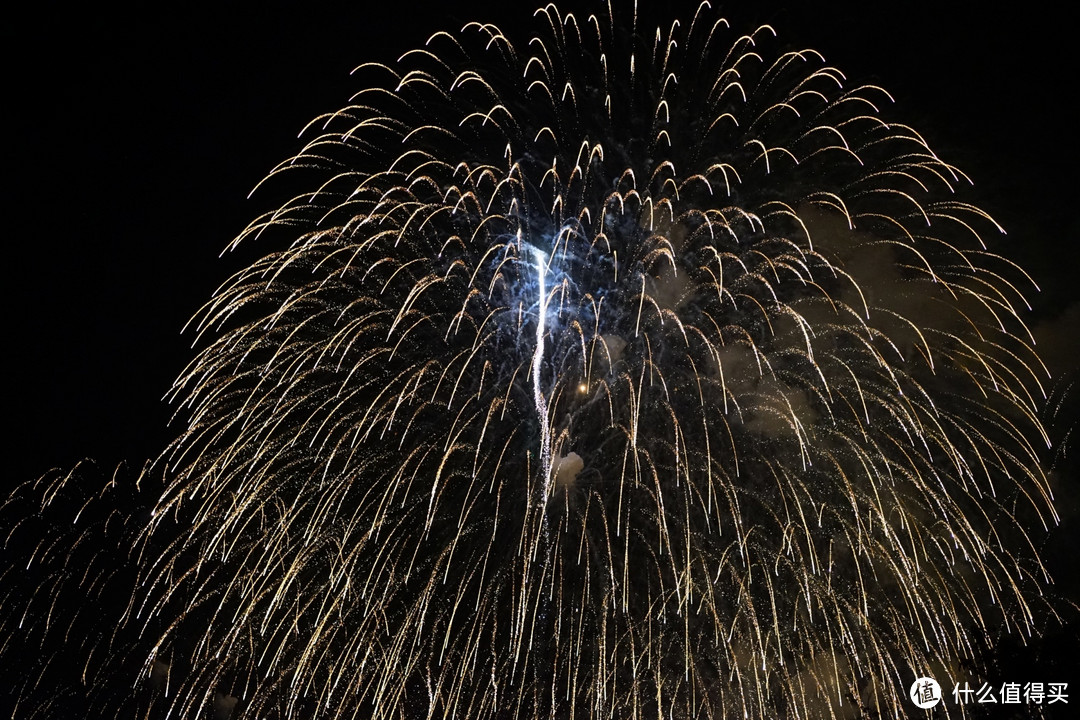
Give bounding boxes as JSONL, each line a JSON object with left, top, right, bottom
{"left": 905, "top": 677, "right": 1069, "bottom": 708}
{"left": 910, "top": 677, "right": 942, "bottom": 709}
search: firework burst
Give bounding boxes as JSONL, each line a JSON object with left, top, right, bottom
{"left": 6, "top": 2, "right": 1061, "bottom": 718}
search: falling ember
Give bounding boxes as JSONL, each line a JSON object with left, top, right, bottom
{"left": 1, "top": 2, "right": 1063, "bottom": 719}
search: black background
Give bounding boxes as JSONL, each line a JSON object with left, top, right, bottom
{"left": 5, "top": 0, "right": 1077, "bottom": 713}
{"left": 8, "top": 1, "right": 1075, "bottom": 484}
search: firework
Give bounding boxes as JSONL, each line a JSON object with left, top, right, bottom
{"left": 5, "top": 2, "right": 1061, "bottom": 718}
{"left": 0, "top": 461, "right": 149, "bottom": 718}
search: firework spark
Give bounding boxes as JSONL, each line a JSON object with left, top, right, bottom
{"left": 3, "top": 2, "right": 1062, "bottom": 718}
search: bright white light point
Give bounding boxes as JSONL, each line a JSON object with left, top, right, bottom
{"left": 578, "top": 383, "right": 588, "bottom": 394}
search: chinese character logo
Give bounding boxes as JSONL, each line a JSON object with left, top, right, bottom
{"left": 910, "top": 677, "right": 943, "bottom": 709}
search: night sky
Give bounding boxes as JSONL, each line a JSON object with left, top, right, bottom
{"left": 5, "top": 0, "right": 1077, "bottom": 714}
{"left": 9, "top": 1, "right": 1076, "bottom": 483}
